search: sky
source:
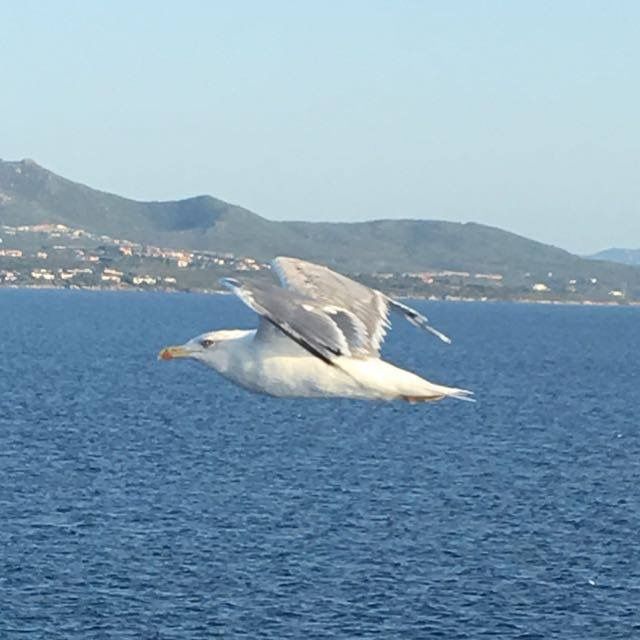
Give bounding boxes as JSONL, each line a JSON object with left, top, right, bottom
{"left": 1, "top": 1, "right": 639, "bottom": 254}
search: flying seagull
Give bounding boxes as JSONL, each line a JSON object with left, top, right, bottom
{"left": 159, "top": 257, "right": 472, "bottom": 403}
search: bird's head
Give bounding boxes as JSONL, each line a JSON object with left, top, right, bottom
{"left": 158, "top": 330, "right": 247, "bottom": 365}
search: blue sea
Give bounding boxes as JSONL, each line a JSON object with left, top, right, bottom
{"left": 1, "top": 289, "right": 639, "bottom": 639}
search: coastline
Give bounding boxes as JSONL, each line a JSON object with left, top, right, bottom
{"left": 1, "top": 283, "right": 637, "bottom": 307}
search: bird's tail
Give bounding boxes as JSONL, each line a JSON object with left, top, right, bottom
{"left": 401, "top": 383, "right": 475, "bottom": 404}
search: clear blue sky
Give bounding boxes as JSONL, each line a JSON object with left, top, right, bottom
{"left": 2, "top": 1, "right": 639, "bottom": 253}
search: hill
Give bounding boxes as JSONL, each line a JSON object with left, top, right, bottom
{"left": 588, "top": 248, "right": 640, "bottom": 266}
{"left": 2, "top": 158, "right": 640, "bottom": 298}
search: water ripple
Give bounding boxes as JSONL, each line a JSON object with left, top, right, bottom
{"left": 1, "top": 291, "right": 639, "bottom": 638}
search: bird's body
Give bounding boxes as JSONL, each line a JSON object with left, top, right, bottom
{"left": 159, "top": 257, "right": 472, "bottom": 403}
{"left": 195, "top": 326, "right": 465, "bottom": 401}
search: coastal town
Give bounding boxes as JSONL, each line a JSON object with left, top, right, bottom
{"left": 0, "top": 222, "right": 269, "bottom": 291}
{"left": 0, "top": 222, "right": 632, "bottom": 303}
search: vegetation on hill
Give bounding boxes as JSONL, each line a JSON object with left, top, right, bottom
{"left": 2, "top": 158, "right": 640, "bottom": 299}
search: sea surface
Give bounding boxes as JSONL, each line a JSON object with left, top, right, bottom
{"left": 1, "top": 289, "right": 639, "bottom": 639}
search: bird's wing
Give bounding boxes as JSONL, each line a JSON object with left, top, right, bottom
{"left": 220, "top": 278, "right": 369, "bottom": 364}
{"left": 271, "top": 257, "right": 390, "bottom": 355}
{"left": 272, "top": 257, "right": 451, "bottom": 352}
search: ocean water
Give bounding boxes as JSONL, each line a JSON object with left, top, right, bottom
{"left": 1, "top": 289, "right": 639, "bottom": 639}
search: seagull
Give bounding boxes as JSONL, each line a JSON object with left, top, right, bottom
{"left": 159, "top": 257, "right": 472, "bottom": 403}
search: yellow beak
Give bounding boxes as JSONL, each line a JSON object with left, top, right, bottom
{"left": 158, "top": 345, "right": 192, "bottom": 360}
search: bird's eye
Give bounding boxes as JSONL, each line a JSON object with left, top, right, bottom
{"left": 199, "top": 338, "right": 215, "bottom": 348}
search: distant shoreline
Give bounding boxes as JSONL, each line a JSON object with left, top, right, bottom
{"left": 1, "top": 283, "right": 638, "bottom": 307}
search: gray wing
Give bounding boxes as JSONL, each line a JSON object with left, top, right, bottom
{"left": 272, "top": 257, "right": 390, "bottom": 355}
{"left": 220, "top": 278, "right": 368, "bottom": 364}
{"left": 272, "top": 257, "right": 451, "bottom": 350}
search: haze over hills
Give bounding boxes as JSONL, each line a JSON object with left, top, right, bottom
{"left": 2, "top": 158, "right": 640, "bottom": 298}
{"left": 588, "top": 248, "right": 640, "bottom": 267}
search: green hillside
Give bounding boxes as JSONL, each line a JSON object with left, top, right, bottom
{"left": 2, "top": 158, "right": 639, "bottom": 296}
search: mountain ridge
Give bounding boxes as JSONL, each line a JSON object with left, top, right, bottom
{"left": 588, "top": 248, "right": 640, "bottom": 266}
{"left": 1, "top": 158, "right": 640, "bottom": 297}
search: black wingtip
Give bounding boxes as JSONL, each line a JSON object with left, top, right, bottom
{"left": 387, "top": 297, "right": 452, "bottom": 344}
{"left": 220, "top": 277, "right": 241, "bottom": 290}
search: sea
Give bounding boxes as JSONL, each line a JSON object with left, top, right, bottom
{"left": 1, "top": 289, "right": 639, "bottom": 639}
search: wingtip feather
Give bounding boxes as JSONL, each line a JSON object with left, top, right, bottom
{"left": 220, "top": 277, "right": 241, "bottom": 291}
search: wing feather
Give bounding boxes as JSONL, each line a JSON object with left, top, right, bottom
{"left": 220, "top": 278, "right": 351, "bottom": 364}
{"left": 272, "top": 257, "right": 451, "bottom": 350}
{"left": 272, "top": 257, "right": 390, "bottom": 355}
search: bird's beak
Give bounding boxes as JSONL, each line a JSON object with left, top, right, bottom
{"left": 158, "top": 345, "right": 192, "bottom": 361}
